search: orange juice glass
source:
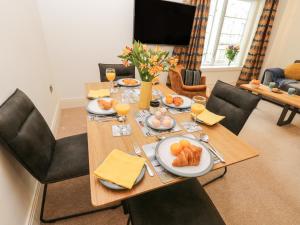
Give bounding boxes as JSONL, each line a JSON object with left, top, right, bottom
{"left": 191, "top": 103, "right": 205, "bottom": 123}
{"left": 106, "top": 68, "right": 116, "bottom": 93}
{"left": 115, "top": 103, "right": 130, "bottom": 135}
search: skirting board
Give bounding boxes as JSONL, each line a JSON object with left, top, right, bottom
{"left": 27, "top": 101, "right": 61, "bottom": 225}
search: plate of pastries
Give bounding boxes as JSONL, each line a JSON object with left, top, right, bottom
{"left": 155, "top": 136, "right": 213, "bottom": 177}
{"left": 86, "top": 97, "right": 117, "bottom": 115}
{"left": 162, "top": 94, "right": 193, "bottom": 109}
{"left": 118, "top": 78, "right": 141, "bottom": 87}
{"left": 145, "top": 108, "right": 176, "bottom": 131}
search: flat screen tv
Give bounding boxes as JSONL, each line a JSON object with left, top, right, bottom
{"left": 134, "top": 0, "right": 196, "bottom": 45}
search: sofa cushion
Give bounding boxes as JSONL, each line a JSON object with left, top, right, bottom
{"left": 285, "top": 82, "right": 300, "bottom": 95}
{"left": 284, "top": 63, "right": 300, "bottom": 80}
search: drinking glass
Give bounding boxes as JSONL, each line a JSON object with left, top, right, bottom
{"left": 192, "top": 95, "right": 207, "bottom": 106}
{"left": 106, "top": 68, "right": 116, "bottom": 93}
{"left": 191, "top": 103, "right": 205, "bottom": 123}
{"left": 115, "top": 102, "right": 131, "bottom": 135}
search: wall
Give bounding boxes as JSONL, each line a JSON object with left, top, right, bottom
{"left": 261, "top": 0, "right": 300, "bottom": 76}
{"left": 36, "top": 0, "right": 135, "bottom": 100}
{"left": 37, "top": 0, "right": 242, "bottom": 102}
{"left": 0, "top": 0, "right": 58, "bottom": 224}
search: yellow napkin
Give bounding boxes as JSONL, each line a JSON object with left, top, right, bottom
{"left": 88, "top": 89, "right": 110, "bottom": 99}
{"left": 196, "top": 109, "right": 225, "bottom": 126}
{"left": 94, "top": 149, "right": 146, "bottom": 189}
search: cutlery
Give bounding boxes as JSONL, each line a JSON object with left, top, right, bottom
{"left": 199, "top": 133, "right": 225, "bottom": 163}
{"left": 133, "top": 143, "right": 154, "bottom": 177}
{"left": 156, "top": 135, "right": 166, "bottom": 141}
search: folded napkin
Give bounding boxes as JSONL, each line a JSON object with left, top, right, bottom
{"left": 88, "top": 89, "right": 110, "bottom": 99}
{"left": 196, "top": 109, "right": 225, "bottom": 126}
{"left": 94, "top": 149, "right": 146, "bottom": 189}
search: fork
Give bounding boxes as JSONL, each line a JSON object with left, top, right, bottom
{"left": 133, "top": 143, "right": 154, "bottom": 177}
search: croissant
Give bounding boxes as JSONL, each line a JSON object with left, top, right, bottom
{"left": 172, "top": 145, "right": 202, "bottom": 167}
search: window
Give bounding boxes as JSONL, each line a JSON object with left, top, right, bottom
{"left": 202, "top": 0, "right": 260, "bottom": 67}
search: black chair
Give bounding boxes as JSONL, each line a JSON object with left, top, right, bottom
{"left": 202, "top": 80, "right": 260, "bottom": 186}
{"left": 0, "top": 89, "right": 120, "bottom": 223}
{"left": 98, "top": 63, "right": 135, "bottom": 81}
{"left": 207, "top": 80, "right": 261, "bottom": 135}
{"left": 124, "top": 178, "right": 225, "bottom": 225}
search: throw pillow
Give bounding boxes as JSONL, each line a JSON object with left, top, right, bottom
{"left": 284, "top": 63, "right": 300, "bottom": 80}
{"left": 182, "top": 69, "right": 202, "bottom": 85}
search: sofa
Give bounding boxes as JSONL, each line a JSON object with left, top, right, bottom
{"left": 262, "top": 60, "right": 300, "bottom": 95}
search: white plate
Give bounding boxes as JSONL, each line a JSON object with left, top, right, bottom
{"left": 155, "top": 136, "right": 213, "bottom": 177}
{"left": 162, "top": 95, "right": 193, "bottom": 109}
{"left": 86, "top": 98, "right": 116, "bottom": 115}
{"left": 118, "top": 78, "right": 141, "bottom": 87}
{"left": 145, "top": 115, "right": 176, "bottom": 131}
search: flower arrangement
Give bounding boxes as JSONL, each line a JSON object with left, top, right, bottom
{"left": 118, "top": 41, "right": 178, "bottom": 82}
{"left": 225, "top": 45, "right": 240, "bottom": 66}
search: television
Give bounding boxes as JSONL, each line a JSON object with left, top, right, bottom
{"left": 134, "top": 0, "right": 196, "bottom": 45}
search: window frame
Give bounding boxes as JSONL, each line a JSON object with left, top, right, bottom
{"left": 202, "top": 0, "right": 261, "bottom": 68}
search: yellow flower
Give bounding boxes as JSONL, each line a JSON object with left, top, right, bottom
{"left": 150, "top": 55, "right": 158, "bottom": 63}
{"left": 122, "top": 46, "right": 132, "bottom": 56}
{"left": 154, "top": 46, "right": 160, "bottom": 52}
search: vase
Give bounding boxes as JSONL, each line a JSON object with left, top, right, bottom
{"left": 139, "top": 81, "right": 152, "bottom": 109}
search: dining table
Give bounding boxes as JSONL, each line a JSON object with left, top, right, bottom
{"left": 85, "top": 82, "right": 259, "bottom": 207}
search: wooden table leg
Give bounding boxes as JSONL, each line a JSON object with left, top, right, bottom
{"left": 277, "top": 105, "right": 297, "bottom": 126}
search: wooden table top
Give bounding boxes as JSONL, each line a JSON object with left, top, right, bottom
{"left": 86, "top": 82, "right": 259, "bottom": 207}
{"left": 241, "top": 84, "right": 300, "bottom": 109}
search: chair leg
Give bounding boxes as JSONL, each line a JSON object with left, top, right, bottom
{"left": 122, "top": 200, "right": 129, "bottom": 214}
{"left": 40, "top": 184, "right": 121, "bottom": 223}
{"left": 127, "top": 216, "right": 131, "bottom": 225}
{"left": 202, "top": 166, "right": 227, "bottom": 187}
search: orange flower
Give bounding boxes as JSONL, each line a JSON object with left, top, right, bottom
{"left": 149, "top": 64, "right": 163, "bottom": 75}
{"left": 142, "top": 44, "right": 148, "bottom": 50}
{"left": 122, "top": 46, "right": 132, "bottom": 56}
{"left": 140, "top": 63, "right": 147, "bottom": 70}
{"left": 122, "top": 60, "right": 130, "bottom": 67}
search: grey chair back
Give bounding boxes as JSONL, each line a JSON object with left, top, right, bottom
{"left": 98, "top": 63, "right": 135, "bottom": 81}
{"left": 0, "top": 89, "right": 55, "bottom": 181}
{"left": 206, "top": 81, "right": 260, "bottom": 135}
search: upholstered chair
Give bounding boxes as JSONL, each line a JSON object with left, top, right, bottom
{"left": 168, "top": 65, "right": 207, "bottom": 98}
{"left": 124, "top": 178, "right": 225, "bottom": 225}
{"left": 206, "top": 80, "right": 261, "bottom": 135}
{"left": 98, "top": 63, "right": 135, "bottom": 81}
{"left": 0, "top": 89, "right": 119, "bottom": 223}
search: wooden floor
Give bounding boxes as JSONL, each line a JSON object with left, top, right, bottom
{"left": 42, "top": 100, "right": 300, "bottom": 225}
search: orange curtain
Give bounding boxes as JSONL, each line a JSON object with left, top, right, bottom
{"left": 172, "top": 0, "right": 211, "bottom": 70}
{"left": 236, "top": 0, "right": 279, "bottom": 86}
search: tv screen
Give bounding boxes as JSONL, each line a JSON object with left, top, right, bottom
{"left": 134, "top": 0, "right": 196, "bottom": 45}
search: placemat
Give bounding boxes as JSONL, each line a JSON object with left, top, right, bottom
{"left": 142, "top": 134, "right": 220, "bottom": 183}
{"left": 167, "top": 107, "right": 191, "bottom": 114}
{"left": 135, "top": 110, "right": 182, "bottom": 137}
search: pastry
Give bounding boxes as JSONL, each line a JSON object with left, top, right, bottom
{"left": 98, "top": 99, "right": 115, "bottom": 110}
{"left": 173, "top": 96, "right": 183, "bottom": 106}
{"left": 123, "top": 79, "right": 138, "bottom": 85}
{"left": 170, "top": 140, "right": 202, "bottom": 167}
{"left": 166, "top": 95, "right": 173, "bottom": 104}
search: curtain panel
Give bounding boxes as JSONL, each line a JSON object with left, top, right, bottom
{"left": 172, "top": 0, "right": 211, "bottom": 70}
{"left": 236, "top": 0, "right": 279, "bottom": 86}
